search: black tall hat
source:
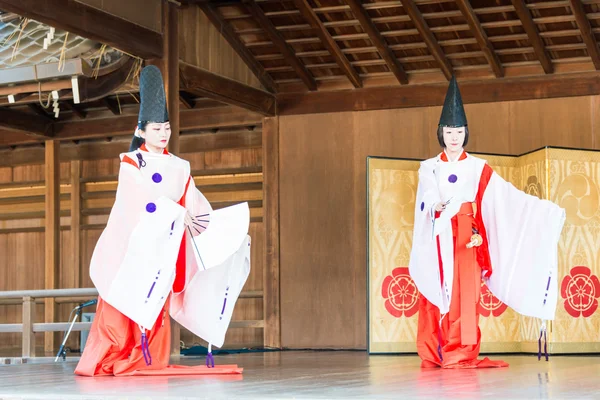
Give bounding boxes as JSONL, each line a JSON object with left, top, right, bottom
{"left": 438, "top": 76, "right": 467, "bottom": 127}
{"left": 138, "top": 65, "right": 169, "bottom": 123}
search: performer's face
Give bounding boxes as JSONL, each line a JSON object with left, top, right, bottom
{"left": 142, "top": 122, "right": 171, "bottom": 150}
{"left": 442, "top": 126, "right": 465, "bottom": 150}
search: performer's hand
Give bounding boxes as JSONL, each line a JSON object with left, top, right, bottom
{"left": 184, "top": 211, "right": 193, "bottom": 227}
{"left": 466, "top": 234, "right": 483, "bottom": 248}
{"left": 184, "top": 211, "right": 210, "bottom": 235}
{"left": 434, "top": 202, "right": 446, "bottom": 212}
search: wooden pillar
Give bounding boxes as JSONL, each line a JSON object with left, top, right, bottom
{"left": 146, "top": 2, "right": 179, "bottom": 154}
{"left": 262, "top": 117, "right": 281, "bottom": 348}
{"left": 22, "top": 296, "right": 36, "bottom": 358}
{"left": 162, "top": 1, "right": 181, "bottom": 356}
{"left": 170, "top": 317, "right": 180, "bottom": 357}
{"left": 147, "top": 1, "right": 180, "bottom": 356}
{"left": 44, "top": 139, "right": 60, "bottom": 353}
{"left": 70, "top": 160, "right": 81, "bottom": 288}
{"left": 165, "top": 0, "right": 180, "bottom": 155}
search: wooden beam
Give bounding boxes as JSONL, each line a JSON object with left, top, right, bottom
{"left": 50, "top": 107, "right": 262, "bottom": 142}
{"left": 398, "top": 0, "right": 453, "bottom": 80}
{"left": 27, "top": 104, "right": 54, "bottom": 121}
{"left": 102, "top": 98, "right": 121, "bottom": 116}
{"left": 198, "top": 2, "right": 278, "bottom": 93}
{"left": 292, "top": 0, "right": 362, "bottom": 88}
{"left": 243, "top": 0, "right": 317, "bottom": 91}
{"left": 0, "top": 108, "right": 53, "bottom": 137}
{"left": 0, "top": 129, "right": 262, "bottom": 166}
{"left": 44, "top": 140, "right": 60, "bottom": 354}
{"left": 70, "top": 160, "right": 81, "bottom": 289}
{"left": 0, "top": 0, "right": 162, "bottom": 59}
{"left": 278, "top": 72, "right": 600, "bottom": 115}
{"left": 455, "top": 0, "right": 504, "bottom": 78}
{"left": 180, "top": 62, "right": 277, "bottom": 116}
{"left": 345, "top": 0, "right": 408, "bottom": 85}
{"left": 510, "top": 0, "right": 553, "bottom": 74}
{"left": 262, "top": 116, "right": 281, "bottom": 348}
{"left": 0, "top": 79, "right": 72, "bottom": 97}
{"left": 179, "top": 92, "right": 196, "bottom": 109}
{"left": 569, "top": 0, "right": 600, "bottom": 70}
{"left": 0, "top": 129, "right": 40, "bottom": 146}
{"left": 62, "top": 101, "right": 87, "bottom": 119}
{"left": 0, "top": 107, "right": 262, "bottom": 146}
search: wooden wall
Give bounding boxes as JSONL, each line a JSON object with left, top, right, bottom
{"left": 278, "top": 95, "right": 600, "bottom": 349}
{"left": 179, "top": 6, "right": 263, "bottom": 90}
{"left": 0, "top": 140, "right": 264, "bottom": 355}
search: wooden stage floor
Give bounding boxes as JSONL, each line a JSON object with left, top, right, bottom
{"left": 0, "top": 351, "right": 597, "bottom": 399}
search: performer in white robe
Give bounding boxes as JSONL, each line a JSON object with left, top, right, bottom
{"left": 75, "top": 66, "right": 250, "bottom": 377}
{"left": 408, "top": 76, "right": 566, "bottom": 369}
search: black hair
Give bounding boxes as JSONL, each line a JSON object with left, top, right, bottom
{"left": 128, "top": 121, "right": 148, "bottom": 152}
{"left": 437, "top": 125, "right": 469, "bottom": 148}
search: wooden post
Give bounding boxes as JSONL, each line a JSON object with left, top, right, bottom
{"left": 44, "top": 139, "right": 60, "bottom": 353}
{"left": 146, "top": 1, "right": 179, "bottom": 154}
{"left": 22, "top": 296, "right": 36, "bottom": 358}
{"left": 70, "top": 160, "right": 81, "bottom": 288}
{"left": 170, "top": 317, "right": 180, "bottom": 357}
{"left": 262, "top": 117, "right": 281, "bottom": 348}
{"left": 163, "top": 1, "right": 181, "bottom": 356}
{"left": 166, "top": 0, "right": 180, "bottom": 155}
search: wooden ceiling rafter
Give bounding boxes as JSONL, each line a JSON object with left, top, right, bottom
{"left": 291, "top": 0, "right": 362, "bottom": 88}
{"left": 197, "top": 1, "right": 279, "bottom": 93}
{"left": 455, "top": 0, "right": 504, "bottom": 78}
{"left": 226, "top": 0, "right": 600, "bottom": 21}
{"left": 568, "top": 0, "right": 600, "bottom": 70}
{"left": 510, "top": 1, "right": 553, "bottom": 73}
{"left": 345, "top": 0, "right": 409, "bottom": 85}
{"left": 398, "top": 0, "right": 453, "bottom": 80}
{"left": 62, "top": 101, "right": 87, "bottom": 119}
{"left": 184, "top": 0, "right": 600, "bottom": 90}
{"left": 179, "top": 61, "right": 276, "bottom": 116}
{"left": 242, "top": 0, "right": 317, "bottom": 91}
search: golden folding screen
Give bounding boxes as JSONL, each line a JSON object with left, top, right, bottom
{"left": 368, "top": 147, "right": 600, "bottom": 354}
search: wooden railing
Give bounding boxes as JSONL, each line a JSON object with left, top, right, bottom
{"left": 0, "top": 288, "right": 264, "bottom": 358}
{"left": 0, "top": 288, "right": 98, "bottom": 358}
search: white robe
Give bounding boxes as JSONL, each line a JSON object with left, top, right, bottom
{"left": 89, "top": 147, "right": 250, "bottom": 348}
{"left": 408, "top": 151, "right": 566, "bottom": 321}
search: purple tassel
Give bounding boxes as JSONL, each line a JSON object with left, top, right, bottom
{"left": 141, "top": 332, "right": 152, "bottom": 366}
{"left": 206, "top": 352, "right": 215, "bottom": 368}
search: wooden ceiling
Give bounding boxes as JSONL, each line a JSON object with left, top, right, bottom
{"left": 189, "top": 0, "right": 600, "bottom": 91}
{"left": 2, "top": 0, "right": 600, "bottom": 152}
